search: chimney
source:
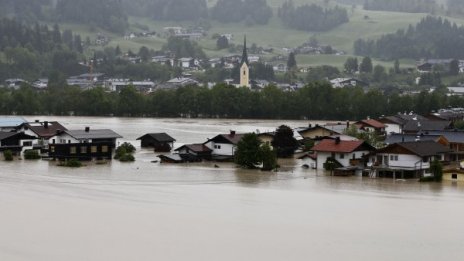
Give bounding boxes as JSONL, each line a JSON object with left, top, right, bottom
{"left": 230, "top": 130, "right": 236, "bottom": 136}
{"left": 335, "top": 137, "right": 341, "bottom": 144}
{"left": 85, "top": 127, "right": 90, "bottom": 132}
{"left": 308, "top": 123, "right": 312, "bottom": 128}
{"left": 35, "top": 119, "right": 40, "bottom": 123}
{"left": 44, "top": 121, "right": 49, "bottom": 129}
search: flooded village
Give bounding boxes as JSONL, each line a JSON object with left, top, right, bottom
{"left": 2, "top": 108, "right": 464, "bottom": 183}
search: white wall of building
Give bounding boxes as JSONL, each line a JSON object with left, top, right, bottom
{"left": 205, "top": 142, "right": 235, "bottom": 156}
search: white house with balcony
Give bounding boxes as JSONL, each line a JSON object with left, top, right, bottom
{"left": 370, "top": 140, "right": 451, "bottom": 179}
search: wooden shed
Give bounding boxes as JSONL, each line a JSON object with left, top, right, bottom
{"left": 137, "top": 133, "right": 176, "bottom": 152}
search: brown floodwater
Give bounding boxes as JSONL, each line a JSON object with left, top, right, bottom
{"left": 1, "top": 116, "right": 464, "bottom": 261}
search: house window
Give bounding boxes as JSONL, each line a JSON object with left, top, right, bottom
{"left": 390, "top": 155, "right": 394, "bottom": 161}
{"left": 23, "top": 141, "right": 32, "bottom": 146}
{"left": 215, "top": 145, "right": 221, "bottom": 149}
{"left": 452, "top": 174, "right": 458, "bottom": 180}
{"left": 80, "top": 146, "right": 87, "bottom": 154}
{"left": 91, "top": 146, "right": 97, "bottom": 153}
{"left": 340, "top": 154, "right": 345, "bottom": 159}
{"left": 70, "top": 147, "right": 77, "bottom": 154}
{"left": 102, "top": 146, "right": 108, "bottom": 153}
{"left": 50, "top": 146, "right": 55, "bottom": 153}
{"left": 394, "top": 156, "right": 398, "bottom": 161}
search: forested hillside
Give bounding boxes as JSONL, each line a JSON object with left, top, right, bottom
{"left": 278, "top": 1, "right": 349, "bottom": 31}
{"left": 0, "top": 18, "right": 85, "bottom": 80}
{"left": 354, "top": 16, "right": 464, "bottom": 59}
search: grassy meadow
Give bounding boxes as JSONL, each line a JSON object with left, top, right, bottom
{"left": 57, "top": 1, "right": 464, "bottom": 69}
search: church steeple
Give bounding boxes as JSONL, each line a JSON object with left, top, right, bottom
{"left": 239, "top": 35, "right": 250, "bottom": 88}
{"left": 241, "top": 35, "right": 249, "bottom": 66}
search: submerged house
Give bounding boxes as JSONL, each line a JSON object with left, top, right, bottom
{"left": 204, "top": 131, "right": 245, "bottom": 160}
{"left": 311, "top": 138, "right": 375, "bottom": 173}
{"left": 0, "top": 132, "right": 37, "bottom": 154}
{"left": 48, "top": 127, "right": 122, "bottom": 160}
{"left": 20, "top": 121, "right": 68, "bottom": 149}
{"left": 174, "top": 144, "right": 212, "bottom": 161}
{"left": 369, "top": 141, "right": 451, "bottom": 179}
{"left": 137, "top": 133, "right": 176, "bottom": 152}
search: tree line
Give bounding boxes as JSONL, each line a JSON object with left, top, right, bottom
{"left": 278, "top": 1, "right": 349, "bottom": 32}
{"left": 354, "top": 16, "right": 464, "bottom": 60}
{"left": 1, "top": 82, "right": 463, "bottom": 120}
{"left": 363, "top": 0, "right": 439, "bottom": 14}
{"left": 0, "top": 18, "right": 85, "bottom": 82}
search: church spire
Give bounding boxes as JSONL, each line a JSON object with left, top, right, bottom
{"left": 241, "top": 35, "right": 249, "bottom": 66}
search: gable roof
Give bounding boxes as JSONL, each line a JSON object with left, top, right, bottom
{"left": 423, "top": 130, "right": 464, "bottom": 143}
{"left": 377, "top": 141, "right": 452, "bottom": 157}
{"left": 175, "top": 144, "right": 212, "bottom": 153}
{"left": 298, "top": 124, "right": 344, "bottom": 136}
{"left": 356, "top": 119, "right": 386, "bottom": 129}
{"left": 206, "top": 133, "right": 245, "bottom": 145}
{"left": 311, "top": 139, "right": 374, "bottom": 153}
{"left": 64, "top": 129, "right": 122, "bottom": 140}
{"left": 0, "top": 131, "right": 37, "bottom": 141}
{"left": 26, "top": 121, "right": 67, "bottom": 138}
{"left": 385, "top": 134, "right": 445, "bottom": 145}
{"left": 403, "top": 120, "right": 451, "bottom": 132}
{"left": 137, "top": 133, "right": 176, "bottom": 142}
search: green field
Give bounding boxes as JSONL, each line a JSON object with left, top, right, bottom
{"left": 57, "top": 2, "right": 464, "bottom": 69}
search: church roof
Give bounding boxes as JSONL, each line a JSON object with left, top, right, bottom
{"left": 241, "top": 36, "right": 249, "bottom": 66}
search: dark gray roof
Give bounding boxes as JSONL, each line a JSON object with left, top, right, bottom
{"left": 399, "top": 141, "right": 452, "bottom": 157}
{"left": 0, "top": 131, "right": 37, "bottom": 141}
{"left": 137, "top": 133, "right": 175, "bottom": 142}
{"left": 378, "top": 141, "right": 452, "bottom": 157}
{"left": 385, "top": 134, "right": 443, "bottom": 144}
{"left": 423, "top": 131, "right": 464, "bottom": 143}
{"left": 0, "top": 132, "right": 16, "bottom": 140}
{"left": 403, "top": 120, "right": 451, "bottom": 132}
{"left": 65, "top": 129, "right": 122, "bottom": 140}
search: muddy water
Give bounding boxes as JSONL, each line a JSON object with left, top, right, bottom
{"left": 1, "top": 117, "right": 464, "bottom": 261}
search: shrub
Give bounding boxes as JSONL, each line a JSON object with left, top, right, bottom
{"left": 65, "top": 158, "right": 82, "bottom": 168}
{"left": 114, "top": 142, "right": 136, "bottom": 162}
{"left": 3, "top": 150, "right": 13, "bottom": 161}
{"left": 24, "top": 150, "right": 41, "bottom": 160}
{"left": 119, "top": 153, "right": 135, "bottom": 162}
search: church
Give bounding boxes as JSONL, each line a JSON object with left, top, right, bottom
{"left": 239, "top": 36, "right": 250, "bottom": 88}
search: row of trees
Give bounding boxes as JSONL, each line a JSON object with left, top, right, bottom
{"left": 211, "top": 0, "right": 273, "bottom": 25}
{"left": 2, "top": 82, "right": 464, "bottom": 119}
{"left": 363, "top": 0, "right": 439, "bottom": 13}
{"left": 354, "top": 16, "right": 464, "bottom": 59}
{"left": 278, "top": 1, "right": 349, "bottom": 31}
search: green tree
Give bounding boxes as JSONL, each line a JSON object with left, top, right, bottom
{"left": 430, "top": 159, "right": 443, "bottom": 182}
{"left": 235, "top": 133, "right": 262, "bottom": 169}
{"left": 271, "top": 125, "right": 299, "bottom": 158}
{"left": 260, "top": 143, "right": 277, "bottom": 171}
{"left": 344, "top": 57, "right": 358, "bottom": 73}
{"left": 359, "top": 56, "right": 373, "bottom": 73}
{"left": 216, "top": 36, "right": 229, "bottom": 50}
{"left": 287, "top": 52, "right": 297, "bottom": 70}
